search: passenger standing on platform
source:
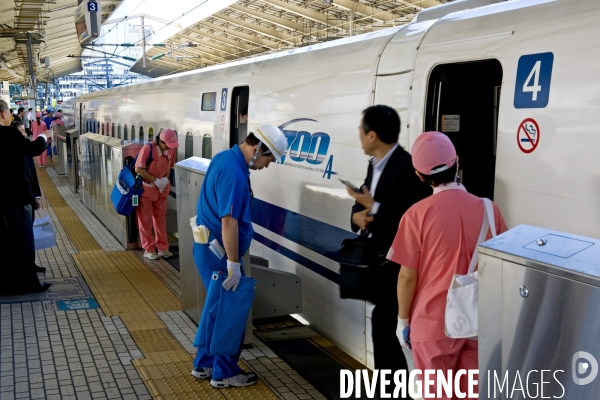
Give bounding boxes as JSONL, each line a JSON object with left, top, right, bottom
{"left": 27, "top": 108, "right": 34, "bottom": 132}
{"left": 134, "top": 129, "right": 179, "bottom": 260}
{"left": 0, "top": 99, "right": 51, "bottom": 294}
{"left": 191, "top": 125, "right": 287, "bottom": 388}
{"left": 388, "top": 132, "right": 507, "bottom": 398}
{"left": 31, "top": 112, "right": 49, "bottom": 167}
{"left": 14, "top": 107, "right": 25, "bottom": 124}
{"left": 43, "top": 111, "right": 53, "bottom": 159}
{"left": 347, "top": 105, "right": 430, "bottom": 384}
{"left": 12, "top": 121, "right": 46, "bottom": 273}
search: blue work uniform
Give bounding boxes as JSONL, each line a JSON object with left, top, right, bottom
{"left": 192, "top": 145, "right": 253, "bottom": 380}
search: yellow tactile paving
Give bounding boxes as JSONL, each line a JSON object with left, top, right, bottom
{"left": 37, "top": 168, "right": 279, "bottom": 400}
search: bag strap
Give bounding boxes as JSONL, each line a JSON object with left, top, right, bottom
{"left": 467, "top": 198, "right": 496, "bottom": 274}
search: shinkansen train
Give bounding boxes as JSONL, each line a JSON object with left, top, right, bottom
{"left": 73, "top": 0, "right": 600, "bottom": 368}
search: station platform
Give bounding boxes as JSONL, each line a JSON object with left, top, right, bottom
{"left": 0, "top": 162, "right": 359, "bottom": 400}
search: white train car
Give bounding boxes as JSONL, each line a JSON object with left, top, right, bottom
{"left": 75, "top": 0, "right": 600, "bottom": 368}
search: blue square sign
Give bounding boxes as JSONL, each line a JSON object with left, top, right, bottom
{"left": 87, "top": 1, "right": 98, "bottom": 12}
{"left": 514, "top": 52, "right": 554, "bottom": 109}
{"left": 220, "top": 88, "right": 228, "bottom": 111}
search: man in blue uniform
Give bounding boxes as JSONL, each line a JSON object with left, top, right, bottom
{"left": 191, "top": 124, "right": 288, "bottom": 388}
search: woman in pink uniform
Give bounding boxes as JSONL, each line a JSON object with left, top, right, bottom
{"left": 388, "top": 132, "right": 508, "bottom": 398}
{"left": 30, "top": 111, "right": 48, "bottom": 167}
{"left": 51, "top": 111, "right": 65, "bottom": 128}
{"left": 134, "top": 129, "right": 179, "bottom": 260}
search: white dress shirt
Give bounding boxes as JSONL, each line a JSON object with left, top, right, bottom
{"left": 369, "top": 143, "right": 398, "bottom": 215}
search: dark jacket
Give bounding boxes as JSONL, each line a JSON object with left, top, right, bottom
{"left": 25, "top": 156, "right": 41, "bottom": 199}
{"left": 351, "top": 145, "right": 432, "bottom": 257}
{"left": 1, "top": 125, "right": 47, "bottom": 208}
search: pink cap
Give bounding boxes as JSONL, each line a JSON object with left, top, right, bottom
{"left": 54, "top": 112, "right": 62, "bottom": 118}
{"left": 35, "top": 111, "right": 42, "bottom": 118}
{"left": 411, "top": 131, "right": 457, "bottom": 175}
{"left": 159, "top": 129, "right": 179, "bottom": 149}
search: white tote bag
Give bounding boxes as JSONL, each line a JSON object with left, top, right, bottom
{"left": 33, "top": 211, "right": 57, "bottom": 251}
{"left": 445, "top": 198, "right": 496, "bottom": 339}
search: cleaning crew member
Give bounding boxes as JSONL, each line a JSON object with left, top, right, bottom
{"left": 191, "top": 125, "right": 287, "bottom": 389}
{"left": 134, "top": 129, "right": 179, "bottom": 260}
{"left": 31, "top": 111, "right": 49, "bottom": 167}
{"left": 388, "top": 131, "right": 508, "bottom": 398}
{"left": 51, "top": 112, "right": 65, "bottom": 128}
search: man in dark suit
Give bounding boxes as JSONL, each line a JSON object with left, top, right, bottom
{"left": 348, "top": 105, "right": 431, "bottom": 383}
{"left": 0, "top": 99, "right": 51, "bottom": 294}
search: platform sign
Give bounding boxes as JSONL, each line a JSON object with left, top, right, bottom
{"left": 514, "top": 52, "right": 554, "bottom": 109}
{"left": 220, "top": 88, "right": 228, "bottom": 111}
{"left": 56, "top": 298, "right": 99, "bottom": 311}
{"left": 87, "top": 1, "right": 98, "bottom": 12}
{"left": 517, "top": 118, "right": 540, "bottom": 153}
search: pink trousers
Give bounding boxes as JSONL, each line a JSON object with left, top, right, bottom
{"left": 136, "top": 184, "right": 169, "bottom": 253}
{"left": 412, "top": 338, "right": 478, "bottom": 399}
{"left": 37, "top": 151, "right": 47, "bottom": 167}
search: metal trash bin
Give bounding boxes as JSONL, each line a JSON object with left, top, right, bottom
{"left": 479, "top": 224, "right": 600, "bottom": 398}
{"left": 175, "top": 156, "right": 211, "bottom": 324}
{"left": 79, "top": 134, "right": 142, "bottom": 248}
{"left": 66, "top": 129, "right": 79, "bottom": 193}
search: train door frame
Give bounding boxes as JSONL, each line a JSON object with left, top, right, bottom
{"left": 424, "top": 59, "right": 503, "bottom": 200}
{"left": 229, "top": 86, "right": 249, "bottom": 148}
{"left": 79, "top": 103, "right": 83, "bottom": 133}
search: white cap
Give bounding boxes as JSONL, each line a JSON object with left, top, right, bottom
{"left": 254, "top": 124, "right": 288, "bottom": 163}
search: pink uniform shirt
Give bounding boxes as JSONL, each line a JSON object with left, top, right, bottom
{"left": 135, "top": 143, "right": 176, "bottom": 181}
{"left": 51, "top": 119, "right": 65, "bottom": 127}
{"left": 30, "top": 121, "right": 48, "bottom": 139}
{"left": 388, "top": 185, "right": 507, "bottom": 342}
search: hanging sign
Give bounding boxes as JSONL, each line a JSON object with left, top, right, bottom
{"left": 441, "top": 115, "right": 460, "bottom": 132}
{"left": 517, "top": 118, "right": 540, "bottom": 153}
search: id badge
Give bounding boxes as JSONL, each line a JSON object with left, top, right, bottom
{"left": 132, "top": 195, "right": 139, "bottom": 206}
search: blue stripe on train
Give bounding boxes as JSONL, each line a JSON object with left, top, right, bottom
{"left": 252, "top": 232, "right": 341, "bottom": 284}
{"left": 251, "top": 198, "right": 357, "bottom": 263}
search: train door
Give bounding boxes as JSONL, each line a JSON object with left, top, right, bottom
{"left": 424, "top": 59, "right": 502, "bottom": 199}
{"left": 229, "top": 86, "right": 249, "bottom": 148}
{"left": 79, "top": 103, "right": 83, "bottom": 133}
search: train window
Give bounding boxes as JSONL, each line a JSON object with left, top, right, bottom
{"left": 201, "top": 92, "right": 217, "bottom": 111}
{"left": 111, "top": 123, "right": 115, "bottom": 137}
{"left": 148, "top": 127, "right": 154, "bottom": 142}
{"left": 123, "top": 125, "right": 128, "bottom": 141}
{"left": 131, "top": 125, "right": 135, "bottom": 142}
{"left": 101, "top": 123, "right": 104, "bottom": 135}
{"left": 106, "top": 122, "right": 109, "bottom": 136}
{"left": 185, "top": 132, "right": 193, "bottom": 159}
{"left": 117, "top": 124, "right": 121, "bottom": 139}
{"left": 97, "top": 121, "right": 100, "bottom": 133}
{"left": 139, "top": 126, "right": 144, "bottom": 144}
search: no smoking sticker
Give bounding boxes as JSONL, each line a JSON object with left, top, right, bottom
{"left": 517, "top": 118, "right": 540, "bottom": 153}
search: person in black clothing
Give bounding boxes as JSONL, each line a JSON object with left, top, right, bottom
{"left": 14, "top": 107, "right": 25, "bottom": 124}
{"left": 12, "top": 121, "right": 46, "bottom": 274}
{"left": 347, "top": 105, "right": 431, "bottom": 386}
{"left": 0, "top": 100, "right": 51, "bottom": 294}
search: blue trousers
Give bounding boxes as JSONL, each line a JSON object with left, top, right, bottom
{"left": 192, "top": 241, "right": 253, "bottom": 380}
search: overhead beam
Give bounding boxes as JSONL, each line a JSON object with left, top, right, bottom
{"left": 228, "top": 4, "right": 305, "bottom": 33}
{"left": 196, "top": 21, "right": 278, "bottom": 50}
{"left": 330, "top": 0, "right": 397, "bottom": 22}
{"left": 259, "top": 0, "right": 331, "bottom": 26}
{"left": 213, "top": 13, "right": 296, "bottom": 46}
{"left": 183, "top": 26, "right": 255, "bottom": 53}
{"left": 174, "top": 31, "right": 238, "bottom": 57}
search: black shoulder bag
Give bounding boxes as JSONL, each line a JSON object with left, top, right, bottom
{"left": 339, "top": 230, "right": 377, "bottom": 303}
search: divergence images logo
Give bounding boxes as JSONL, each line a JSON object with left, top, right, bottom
{"left": 572, "top": 351, "right": 598, "bottom": 386}
{"left": 279, "top": 119, "right": 337, "bottom": 179}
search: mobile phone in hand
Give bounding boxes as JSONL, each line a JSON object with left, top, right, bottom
{"left": 339, "top": 179, "right": 362, "bottom": 193}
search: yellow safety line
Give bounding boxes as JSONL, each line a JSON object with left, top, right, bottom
{"left": 37, "top": 168, "right": 278, "bottom": 400}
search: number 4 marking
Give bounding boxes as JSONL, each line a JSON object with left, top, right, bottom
{"left": 523, "top": 61, "right": 542, "bottom": 101}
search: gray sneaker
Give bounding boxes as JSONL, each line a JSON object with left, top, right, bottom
{"left": 191, "top": 367, "right": 212, "bottom": 379}
{"left": 210, "top": 371, "right": 258, "bottom": 388}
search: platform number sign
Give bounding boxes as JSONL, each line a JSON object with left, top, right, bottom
{"left": 220, "top": 88, "right": 228, "bottom": 111}
{"left": 514, "top": 52, "right": 554, "bottom": 108}
{"left": 87, "top": 1, "right": 98, "bottom": 12}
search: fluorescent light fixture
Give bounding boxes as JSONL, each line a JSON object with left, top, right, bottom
{"left": 121, "top": 56, "right": 137, "bottom": 61}
{"left": 150, "top": 53, "right": 165, "bottom": 60}
{"left": 291, "top": 314, "right": 310, "bottom": 326}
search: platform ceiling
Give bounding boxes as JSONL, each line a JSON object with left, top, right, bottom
{"left": 0, "top": 0, "right": 120, "bottom": 85}
{"left": 130, "top": 0, "right": 447, "bottom": 78}
{"left": 0, "top": 0, "right": 449, "bottom": 84}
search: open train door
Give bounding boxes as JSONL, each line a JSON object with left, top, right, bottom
{"left": 424, "top": 60, "right": 503, "bottom": 199}
{"left": 229, "top": 86, "right": 249, "bottom": 148}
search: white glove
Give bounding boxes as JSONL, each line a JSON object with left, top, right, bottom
{"left": 396, "top": 317, "right": 412, "bottom": 349}
{"left": 154, "top": 177, "right": 167, "bottom": 193}
{"left": 222, "top": 261, "right": 241, "bottom": 291}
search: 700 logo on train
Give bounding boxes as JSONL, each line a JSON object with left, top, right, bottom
{"left": 278, "top": 118, "right": 337, "bottom": 179}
